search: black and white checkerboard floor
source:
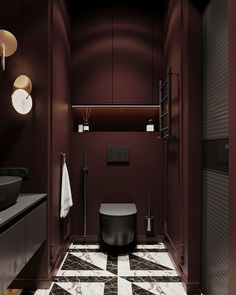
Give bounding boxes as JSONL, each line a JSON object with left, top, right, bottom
{"left": 33, "top": 243, "right": 187, "bottom": 295}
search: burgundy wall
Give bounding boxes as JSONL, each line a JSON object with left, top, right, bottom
{"left": 71, "top": 5, "right": 163, "bottom": 105}
{"left": 164, "top": 0, "right": 182, "bottom": 260}
{"left": 70, "top": 132, "right": 165, "bottom": 242}
{"left": 70, "top": 5, "right": 165, "bottom": 243}
{"left": 0, "top": 0, "right": 71, "bottom": 289}
{"left": 182, "top": 1, "right": 201, "bottom": 291}
{"left": 50, "top": 0, "right": 71, "bottom": 268}
{"left": 0, "top": 0, "right": 49, "bottom": 194}
{"left": 164, "top": 0, "right": 202, "bottom": 293}
{"left": 228, "top": 0, "right": 236, "bottom": 293}
{"left": 71, "top": 6, "right": 113, "bottom": 104}
{"left": 0, "top": 0, "right": 50, "bottom": 284}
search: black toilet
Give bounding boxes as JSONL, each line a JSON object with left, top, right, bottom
{"left": 99, "top": 203, "right": 137, "bottom": 248}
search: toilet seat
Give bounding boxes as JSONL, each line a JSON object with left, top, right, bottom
{"left": 99, "top": 203, "right": 137, "bottom": 216}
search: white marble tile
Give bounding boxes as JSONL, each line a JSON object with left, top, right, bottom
{"left": 69, "top": 244, "right": 100, "bottom": 250}
{"left": 135, "top": 243, "right": 166, "bottom": 250}
{"left": 117, "top": 254, "right": 130, "bottom": 275}
{"left": 34, "top": 289, "right": 50, "bottom": 295}
{"left": 70, "top": 252, "right": 107, "bottom": 270}
{"left": 133, "top": 282, "right": 187, "bottom": 295}
{"left": 132, "top": 252, "right": 176, "bottom": 270}
{"left": 34, "top": 283, "right": 54, "bottom": 295}
{"left": 56, "top": 269, "right": 116, "bottom": 277}
{"left": 56, "top": 282, "right": 104, "bottom": 295}
{"left": 118, "top": 277, "right": 132, "bottom": 295}
{"left": 117, "top": 254, "right": 178, "bottom": 277}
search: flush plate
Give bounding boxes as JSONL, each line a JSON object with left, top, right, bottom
{"left": 107, "top": 146, "right": 129, "bottom": 164}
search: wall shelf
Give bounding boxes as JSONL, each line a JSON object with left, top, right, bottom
{"left": 72, "top": 105, "right": 159, "bottom": 132}
{"left": 72, "top": 104, "right": 160, "bottom": 109}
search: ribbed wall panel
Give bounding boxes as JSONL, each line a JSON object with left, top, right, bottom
{"left": 202, "top": 0, "right": 229, "bottom": 140}
{"left": 202, "top": 0, "right": 229, "bottom": 294}
{"left": 202, "top": 170, "right": 229, "bottom": 295}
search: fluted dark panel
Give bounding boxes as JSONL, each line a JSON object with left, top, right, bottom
{"left": 202, "top": 169, "right": 229, "bottom": 295}
{"left": 202, "top": 0, "right": 229, "bottom": 139}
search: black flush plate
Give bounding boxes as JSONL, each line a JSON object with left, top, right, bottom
{"left": 107, "top": 146, "right": 129, "bottom": 165}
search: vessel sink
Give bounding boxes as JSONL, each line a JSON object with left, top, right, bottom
{"left": 0, "top": 176, "right": 22, "bottom": 211}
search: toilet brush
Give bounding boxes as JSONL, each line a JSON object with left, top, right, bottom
{"left": 145, "top": 192, "right": 154, "bottom": 232}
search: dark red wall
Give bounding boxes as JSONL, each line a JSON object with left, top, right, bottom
{"left": 71, "top": 5, "right": 164, "bottom": 104}
{"left": 0, "top": 0, "right": 50, "bottom": 284}
{"left": 70, "top": 6, "right": 165, "bottom": 243}
{"left": 0, "top": 0, "right": 49, "bottom": 194}
{"left": 71, "top": 6, "right": 113, "bottom": 104}
{"left": 70, "top": 132, "right": 165, "bottom": 242}
{"left": 0, "top": 0, "right": 71, "bottom": 289}
{"left": 164, "top": 0, "right": 202, "bottom": 293}
{"left": 228, "top": 0, "right": 236, "bottom": 293}
{"left": 164, "top": 0, "right": 182, "bottom": 260}
{"left": 50, "top": 0, "right": 71, "bottom": 267}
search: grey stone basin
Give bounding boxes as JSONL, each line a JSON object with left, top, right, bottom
{"left": 0, "top": 176, "right": 22, "bottom": 211}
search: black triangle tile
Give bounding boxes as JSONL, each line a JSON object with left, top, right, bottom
{"left": 132, "top": 283, "right": 155, "bottom": 295}
{"left": 129, "top": 253, "right": 172, "bottom": 271}
{"left": 106, "top": 254, "right": 118, "bottom": 275}
{"left": 50, "top": 283, "right": 72, "bottom": 295}
{"left": 61, "top": 253, "right": 103, "bottom": 270}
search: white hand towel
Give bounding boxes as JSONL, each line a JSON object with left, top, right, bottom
{"left": 60, "top": 162, "right": 73, "bottom": 218}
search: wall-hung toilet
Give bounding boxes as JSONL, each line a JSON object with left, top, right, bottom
{"left": 99, "top": 203, "right": 137, "bottom": 247}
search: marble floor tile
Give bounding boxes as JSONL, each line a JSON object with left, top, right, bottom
{"left": 118, "top": 277, "right": 132, "bottom": 295}
{"left": 132, "top": 282, "right": 187, "bottom": 295}
{"left": 26, "top": 243, "right": 186, "bottom": 295}
{"left": 135, "top": 244, "right": 166, "bottom": 250}
{"left": 51, "top": 282, "right": 104, "bottom": 295}
{"left": 69, "top": 244, "right": 100, "bottom": 250}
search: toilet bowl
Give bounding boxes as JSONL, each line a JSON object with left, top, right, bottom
{"left": 99, "top": 203, "right": 137, "bottom": 247}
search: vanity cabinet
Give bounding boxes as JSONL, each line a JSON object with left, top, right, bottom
{"left": 0, "top": 195, "right": 47, "bottom": 294}
{"left": 25, "top": 202, "right": 47, "bottom": 263}
{"left": 0, "top": 219, "right": 25, "bottom": 293}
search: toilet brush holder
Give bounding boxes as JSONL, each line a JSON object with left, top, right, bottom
{"left": 145, "top": 192, "right": 154, "bottom": 232}
{"left": 145, "top": 215, "right": 154, "bottom": 232}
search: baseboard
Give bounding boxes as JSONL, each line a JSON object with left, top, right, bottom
{"left": 164, "top": 231, "right": 181, "bottom": 266}
{"left": 70, "top": 235, "right": 100, "bottom": 243}
{"left": 11, "top": 240, "right": 71, "bottom": 290}
{"left": 71, "top": 234, "right": 164, "bottom": 244}
{"left": 136, "top": 234, "right": 164, "bottom": 243}
{"left": 164, "top": 232, "right": 200, "bottom": 295}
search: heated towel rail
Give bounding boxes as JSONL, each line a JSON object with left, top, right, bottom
{"left": 159, "top": 68, "right": 179, "bottom": 140}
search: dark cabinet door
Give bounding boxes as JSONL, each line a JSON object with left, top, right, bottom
{"left": 25, "top": 202, "right": 47, "bottom": 263}
{"left": 113, "top": 7, "right": 155, "bottom": 104}
{"left": 72, "top": 7, "right": 113, "bottom": 104}
{"left": 0, "top": 219, "right": 25, "bottom": 294}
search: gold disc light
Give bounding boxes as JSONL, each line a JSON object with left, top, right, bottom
{"left": 0, "top": 29, "right": 17, "bottom": 71}
{"left": 12, "top": 75, "right": 33, "bottom": 115}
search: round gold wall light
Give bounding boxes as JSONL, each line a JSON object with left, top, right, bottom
{"left": 0, "top": 29, "right": 17, "bottom": 71}
{"left": 12, "top": 75, "right": 33, "bottom": 115}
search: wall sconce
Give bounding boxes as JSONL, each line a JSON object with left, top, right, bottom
{"left": 0, "top": 29, "right": 17, "bottom": 71}
{"left": 11, "top": 75, "right": 33, "bottom": 115}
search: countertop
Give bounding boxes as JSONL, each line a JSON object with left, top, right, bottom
{"left": 0, "top": 193, "right": 47, "bottom": 230}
